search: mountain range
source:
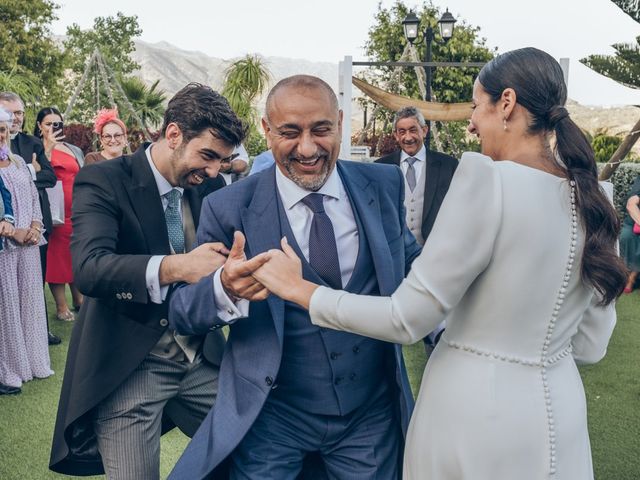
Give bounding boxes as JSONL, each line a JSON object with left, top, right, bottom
{"left": 131, "top": 39, "right": 639, "bottom": 138}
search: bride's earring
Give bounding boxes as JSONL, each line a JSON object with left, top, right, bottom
{"left": 503, "top": 118, "right": 508, "bottom": 131}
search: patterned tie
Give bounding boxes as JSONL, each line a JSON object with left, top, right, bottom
{"left": 164, "top": 189, "right": 184, "bottom": 254}
{"left": 301, "top": 193, "right": 342, "bottom": 290}
{"left": 405, "top": 157, "right": 418, "bottom": 192}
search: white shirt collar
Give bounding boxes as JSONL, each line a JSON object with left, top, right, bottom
{"left": 400, "top": 144, "right": 426, "bottom": 163}
{"left": 145, "top": 144, "right": 184, "bottom": 198}
{"left": 275, "top": 163, "right": 342, "bottom": 210}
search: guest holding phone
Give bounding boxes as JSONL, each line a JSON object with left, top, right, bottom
{"left": 34, "top": 108, "right": 84, "bottom": 321}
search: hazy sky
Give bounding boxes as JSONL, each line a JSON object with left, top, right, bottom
{"left": 51, "top": 0, "right": 640, "bottom": 106}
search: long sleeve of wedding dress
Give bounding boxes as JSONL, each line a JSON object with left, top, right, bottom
{"left": 309, "top": 153, "right": 503, "bottom": 344}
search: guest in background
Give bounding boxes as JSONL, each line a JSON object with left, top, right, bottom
{"left": 248, "top": 148, "right": 274, "bottom": 175}
{"left": 84, "top": 108, "right": 128, "bottom": 165}
{"left": 0, "top": 91, "right": 61, "bottom": 346}
{"left": 0, "top": 107, "right": 53, "bottom": 396}
{"left": 34, "top": 107, "right": 84, "bottom": 321}
{"left": 218, "top": 143, "right": 248, "bottom": 184}
{"left": 1, "top": 174, "right": 15, "bottom": 250}
{"left": 620, "top": 174, "right": 640, "bottom": 293}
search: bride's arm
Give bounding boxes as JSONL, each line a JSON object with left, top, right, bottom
{"left": 571, "top": 293, "right": 616, "bottom": 365}
{"left": 309, "top": 153, "right": 503, "bottom": 345}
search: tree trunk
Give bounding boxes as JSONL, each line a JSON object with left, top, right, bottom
{"left": 599, "top": 115, "right": 640, "bottom": 181}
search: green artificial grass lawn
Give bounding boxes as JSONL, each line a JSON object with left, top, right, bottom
{"left": 0, "top": 290, "right": 638, "bottom": 479}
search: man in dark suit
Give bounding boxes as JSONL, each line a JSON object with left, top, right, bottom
{"left": 167, "top": 75, "right": 422, "bottom": 479}
{"left": 376, "top": 107, "right": 457, "bottom": 349}
{"left": 49, "top": 84, "right": 246, "bottom": 479}
{"left": 1, "top": 91, "right": 61, "bottom": 345}
{"left": 376, "top": 106, "right": 458, "bottom": 246}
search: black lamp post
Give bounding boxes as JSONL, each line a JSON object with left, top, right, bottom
{"left": 402, "top": 9, "right": 457, "bottom": 148}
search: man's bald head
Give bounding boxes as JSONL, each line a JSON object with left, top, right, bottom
{"left": 264, "top": 75, "right": 339, "bottom": 122}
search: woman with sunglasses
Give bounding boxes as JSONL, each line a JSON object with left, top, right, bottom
{"left": 34, "top": 107, "right": 84, "bottom": 322}
{"left": 85, "top": 108, "right": 128, "bottom": 164}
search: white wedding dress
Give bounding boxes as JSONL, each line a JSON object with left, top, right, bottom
{"left": 310, "top": 153, "right": 616, "bottom": 480}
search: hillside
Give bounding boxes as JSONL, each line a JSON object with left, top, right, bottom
{"left": 131, "top": 40, "right": 638, "bottom": 140}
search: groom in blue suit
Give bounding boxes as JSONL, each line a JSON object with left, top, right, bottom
{"left": 169, "top": 75, "right": 421, "bottom": 479}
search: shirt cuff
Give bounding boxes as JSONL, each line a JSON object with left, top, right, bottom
{"left": 27, "top": 164, "right": 37, "bottom": 181}
{"left": 146, "top": 255, "right": 169, "bottom": 304}
{"left": 2, "top": 215, "right": 15, "bottom": 224}
{"left": 213, "top": 268, "right": 249, "bottom": 322}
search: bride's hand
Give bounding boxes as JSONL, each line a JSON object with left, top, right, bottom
{"left": 252, "top": 237, "right": 302, "bottom": 298}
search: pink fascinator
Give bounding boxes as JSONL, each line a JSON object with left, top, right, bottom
{"left": 93, "top": 108, "right": 127, "bottom": 136}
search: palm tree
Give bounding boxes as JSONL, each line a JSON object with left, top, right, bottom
{"left": 222, "top": 55, "right": 270, "bottom": 114}
{"left": 0, "top": 68, "right": 41, "bottom": 106}
{"left": 221, "top": 54, "right": 271, "bottom": 155}
{"left": 118, "top": 76, "right": 166, "bottom": 135}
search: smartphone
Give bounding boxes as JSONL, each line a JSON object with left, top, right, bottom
{"left": 51, "top": 121, "right": 64, "bottom": 136}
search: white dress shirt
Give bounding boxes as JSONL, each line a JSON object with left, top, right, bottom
{"left": 144, "top": 145, "right": 184, "bottom": 304}
{"left": 214, "top": 164, "right": 360, "bottom": 321}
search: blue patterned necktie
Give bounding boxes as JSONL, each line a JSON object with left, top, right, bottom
{"left": 405, "top": 157, "right": 418, "bottom": 192}
{"left": 164, "top": 189, "right": 184, "bottom": 254}
{"left": 301, "top": 193, "right": 342, "bottom": 290}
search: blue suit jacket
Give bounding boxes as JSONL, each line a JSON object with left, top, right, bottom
{"left": 168, "top": 160, "right": 421, "bottom": 479}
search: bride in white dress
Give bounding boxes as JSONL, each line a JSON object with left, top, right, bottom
{"left": 251, "top": 48, "right": 628, "bottom": 479}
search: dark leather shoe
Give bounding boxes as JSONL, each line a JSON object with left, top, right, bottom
{"left": 0, "top": 383, "right": 21, "bottom": 395}
{"left": 48, "top": 332, "right": 62, "bottom": 345}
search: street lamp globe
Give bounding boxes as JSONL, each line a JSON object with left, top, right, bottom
{"left": 438, "top": 9, "right": 457, "bottom": 41}
{"left": 402, "top": 11, "right": 420, "bottom": 44}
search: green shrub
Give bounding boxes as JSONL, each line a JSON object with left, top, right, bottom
{"left": 598, "top": 162, "right": 640, "bottom": 219}
{"left": 592, "top": 130, "right": 623, "bottom": 164}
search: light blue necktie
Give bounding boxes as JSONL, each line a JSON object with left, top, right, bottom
{"left": 164, "top": 189, "right": 184, "bottom": 254}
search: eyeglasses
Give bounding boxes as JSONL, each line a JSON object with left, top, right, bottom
{"left": 220, "top": 153, "right": 240, "bottom": 163}
{"left": 11, "top": 111, "right": 24, "bottom": 117}
{"left": 101, "top": 133, "right": 125, "bottom": 142}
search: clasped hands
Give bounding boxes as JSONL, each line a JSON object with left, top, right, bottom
{"left": 220, "top": 231, "right": 306, "bottom": 303}
{"left": 4, "top": 223, "right": 42, "bottom": 246}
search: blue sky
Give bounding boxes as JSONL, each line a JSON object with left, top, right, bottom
{"left": 52, "top": 0, "right": 640, "bottom": 106}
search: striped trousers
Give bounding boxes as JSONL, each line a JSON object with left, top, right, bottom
{"left": 94, "top": 352, "right": 219, "bottom": 480}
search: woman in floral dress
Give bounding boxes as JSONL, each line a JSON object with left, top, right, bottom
{"left": 0, "top": 108, "right": 53, "bottom": 391}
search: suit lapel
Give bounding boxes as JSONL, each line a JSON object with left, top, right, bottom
{"left": 422, "top": 150, "right": 441, "bottom": 227}
{"left": 338, "top": 162, "right": 395, "bottom": 295}
{"left": 240, "top": 166, "right": 285, "bottom": 345}
{"left": 185, "top": 187, "right": 203, "bottom": 230}
{"left": 125, "top": 146, "right": 171, "bottom": 255}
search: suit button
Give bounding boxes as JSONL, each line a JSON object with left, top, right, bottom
{"left": 350, "top": 373, "right": 357, "bottom": 381}
{"left": 159, "top": 318, "right": 168, "bottom": 327}
{"left": 126, "top": 293, "right": 133, "bottom": 300}
{"left": 330, "top": 352, "right": 339, "bottom": 360}
{"left": 334, "top": 377, "right": 343, "bottom": 385}
{"left": 352, "top": 346, "right": 360, "bottom": 354}
{"left": 265, "top": 376, "right": 273, "bottom": 386}
{"left": 116, "top": 293, "right": 122, "bottom": 300}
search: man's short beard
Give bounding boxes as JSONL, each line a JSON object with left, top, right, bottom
{"left": 282, "top": 157, "right": 333, "bottom": 191}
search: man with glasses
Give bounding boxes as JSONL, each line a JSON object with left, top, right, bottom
{"left": 0, "top": 92, "right": 61, "bottom": 346}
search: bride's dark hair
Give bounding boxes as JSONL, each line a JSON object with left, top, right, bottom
{"left": 478, "top": 47, "right": 627, "bottom": 305}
